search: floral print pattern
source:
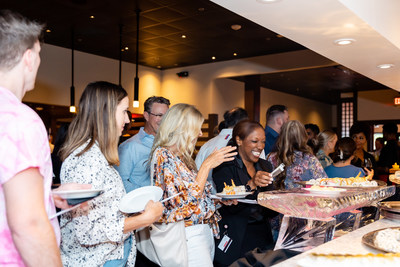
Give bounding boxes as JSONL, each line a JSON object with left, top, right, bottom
{"left": 151, "top": 147, "right": 220, "bottom": 236}
{"left": 267, "top": 150, "right": 327, "bottom": 189}
{"left": 60, "top": 142, "right": 135, "bottom": 266}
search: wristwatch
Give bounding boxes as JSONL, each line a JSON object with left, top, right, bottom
{"left": 245, "top": 184, "right": 252, "bottom": 192}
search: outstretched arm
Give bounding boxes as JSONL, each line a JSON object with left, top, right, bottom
{"left": 4, "top": 168, "right": 62, "bottom": 267}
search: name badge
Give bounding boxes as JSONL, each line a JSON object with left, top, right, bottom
{"left": 217, "top": 234, "right": 233, "bottom": 253}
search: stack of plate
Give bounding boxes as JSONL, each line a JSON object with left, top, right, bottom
{"left": 380, "top": 201, "right": 400, "bottom": 221}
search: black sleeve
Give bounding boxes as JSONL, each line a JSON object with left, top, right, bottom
{"left": 213, "top": 161, "right": 240, "bottom": 193}
{"left": 213, "top": 161, "right": 253, "bottom": 214}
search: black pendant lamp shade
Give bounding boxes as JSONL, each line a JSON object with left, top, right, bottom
{"left": 133, "top": 9, "right": 140, "bottom": 108}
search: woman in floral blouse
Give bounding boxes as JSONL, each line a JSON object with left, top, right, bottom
{"left": 59, "top": 81, "right": 163, "bottom": 266}
{"left": 267, "top": 120, "right": 327, "bottom": 190}
{"left": 149, "top": 103, "right": 237, "bottom": 267}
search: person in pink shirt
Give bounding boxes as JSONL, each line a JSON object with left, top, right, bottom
{"left": 0, "top": 10, "right": 82, "bottom": 266}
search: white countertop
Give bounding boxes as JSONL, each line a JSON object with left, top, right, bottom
{"left": 272, "top": 218, "right": 400, "bottom": 267}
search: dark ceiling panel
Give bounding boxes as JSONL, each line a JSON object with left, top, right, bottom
{"left": 0, "top": 0, "right": 390, "bottom": 104}
{"left": 232, "top": 66, "right": 389, "bottom": 104}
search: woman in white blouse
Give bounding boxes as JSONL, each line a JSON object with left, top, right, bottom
{"left": 59, "top": 81, "right": 163, "bottom": 266}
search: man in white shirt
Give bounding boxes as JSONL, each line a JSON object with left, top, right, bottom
{"left": 195, "top": 107, "right": 248, "bottom": 193}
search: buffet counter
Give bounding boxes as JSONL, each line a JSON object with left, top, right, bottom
{"left": 272, "top": 218, "right": 400, "bottom": 266}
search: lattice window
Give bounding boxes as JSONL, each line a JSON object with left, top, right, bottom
{"left": 341, "top": 101, "right": 353, "bottom": 137}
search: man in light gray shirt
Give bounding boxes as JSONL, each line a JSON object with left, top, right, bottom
{"left": 195, "top": 107, "right": 248, "bottom": 193}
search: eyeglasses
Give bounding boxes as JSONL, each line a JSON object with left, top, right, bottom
{"left": 147, "top": 111, "right": 165, "bottom": 118}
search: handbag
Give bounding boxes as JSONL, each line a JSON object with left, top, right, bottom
{"left": 135, "top": 220, "right": 188, "bottom": 267}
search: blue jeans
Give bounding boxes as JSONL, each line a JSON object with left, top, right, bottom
{"left": 103, "top": 237, "right": 132, "bottom": 267}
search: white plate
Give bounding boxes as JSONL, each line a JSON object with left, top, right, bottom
{"left": 52, "top": 189, "right": 103, "bottom": 199}
{"left": 215, "top": 192, "right": 252, "bottom": 199}
{"left": 302, "top": 187, "right": 346, "bottom": 195}
{"left": 119, "top": 186, "right": 163, "bottom": 213}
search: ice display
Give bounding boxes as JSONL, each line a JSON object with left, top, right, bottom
{"left": 258, "top": 186, "right": 395, "bottom": 219}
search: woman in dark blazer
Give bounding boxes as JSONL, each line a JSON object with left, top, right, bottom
{"left": 213, "top": 120, "right": 276, "bottom": 267}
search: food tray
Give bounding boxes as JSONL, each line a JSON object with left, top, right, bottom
{"left": 296, "top": 180, "right": 386, "bottom": 188}
{"left": 362, "top": 227, "right": 400, "bottom": 253}
{"left": 257, "top": 186, "right": 395, "bottom": 219}
{"left": 380, "top": 201, "right": 400, "bottom": 221}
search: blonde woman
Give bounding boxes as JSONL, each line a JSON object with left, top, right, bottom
{"left": 59, "top": 81, "right": 163, "bottom": 266}
{"left": 267, "top": 120, "right": 327, "bottom": 189}
{"left": 313, "top": 129, "right": 338, "bottom": 168}
{"left": 150, "top": 103, "right": 237, "bottom": 267}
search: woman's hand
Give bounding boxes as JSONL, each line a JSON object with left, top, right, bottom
{"left": 142, "top": 200, "right": 164, "bottom": 223}
{"left": 202, "top": 146, "right": 237, "bottom": 170}
{"left": 250, "top": 171, "right": 273, "bottom": 188}
{"left": 52, "top": 183, "right": 92, "bottom": 210}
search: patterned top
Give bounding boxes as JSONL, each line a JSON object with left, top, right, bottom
{"left": 60, "top": 142, "right": 135, "bottom": 266}
{"left": 316, "top": 149, "right": 333, "bottom": 169}
{"left": 267, "top": 150, "right": 327, "bottom": 189}
{"left": 151, "top": 147, "right": 220, "bottom": 236}
{"left": 0, "top": 86, "right": 59, "bottom": 266}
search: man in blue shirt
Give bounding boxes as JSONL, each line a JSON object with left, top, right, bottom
{"left": 264, "top": 105, "right": 289, "bottom": 155}
{"left": 116, "top": 96, "right": 170, "bottom": 192}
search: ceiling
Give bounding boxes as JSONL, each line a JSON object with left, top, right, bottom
{"left": 213, "top": 0, "right": 400, "bottom": 97}
{"left": 1, "top": 0, "right": 394, "bottom": 104}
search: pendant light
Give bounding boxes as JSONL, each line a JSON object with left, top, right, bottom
{"left": 69, "top": 26, "right": 76, "bottom": 113}
{"left": 119, "top": 24, "right": 123, "bottom": 86}
{"left": 133, "top": 9, "right": 140, "bottom": 108}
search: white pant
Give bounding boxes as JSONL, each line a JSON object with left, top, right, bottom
{"left": 185, "top": 224, "right": 214, "bottom": 267}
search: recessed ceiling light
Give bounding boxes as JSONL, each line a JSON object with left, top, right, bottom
{"left": 231, "top": 24, "right": 242, "bottom": 31}
{"left": 256, "top": 0, "right": 281, "bottom": 3}
{"left": 377, "top": 63, "right": 394, "bottom": 69}
{"left": 344, "top": 23, "right": 355, "bottom": 28}
{"left": 90, "top": 15, "right": 95, "bottom": 19}
{"left": 212, "top": 56, "right": 216, "bottom": 60}
{"left": 46, "top": 29, "right": 51, "bottom": 33}
{"left": 334, "top": 38, "right": 355, "bottom": 45}
{"left": 124, "top": 47, "right": 129, "bottom": 50}
{"left": 181, "top": 34, "right": 186, "bottom": 38}
{"left": 233, "top": 53, "right": 237, "bottom": 56}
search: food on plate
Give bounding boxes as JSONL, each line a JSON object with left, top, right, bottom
{"left": 392, "top": 163, "right": 399, "bottom": 170}
{"left": 298, "top": 252, "right": 400, "bottom": 267}
{"left": 222, "top": 179, "right": 246, "bottom": 195}
{"left": 389, "top": 175, "right": 400, "bottom": 184}
{"left": 389, "top": 171, "right": 400, "bottom": 184}
{"left": 309, "top": 185, "right": 343, "bottom": 191}
{"left": 307, "top": 174, "right": 377, "bottom": 187}
{"left": 374, "top": 228, "right": 400, "bottom": 253}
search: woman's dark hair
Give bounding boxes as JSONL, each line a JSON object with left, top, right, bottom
{"left": 332, "top": 137, "right": 356, "bottom": 163}
{"left": 227, "top": 120, "right": 264, "bottom": 147}
{"left": 350, "top": 122, "right": 370, "bottom": 139}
